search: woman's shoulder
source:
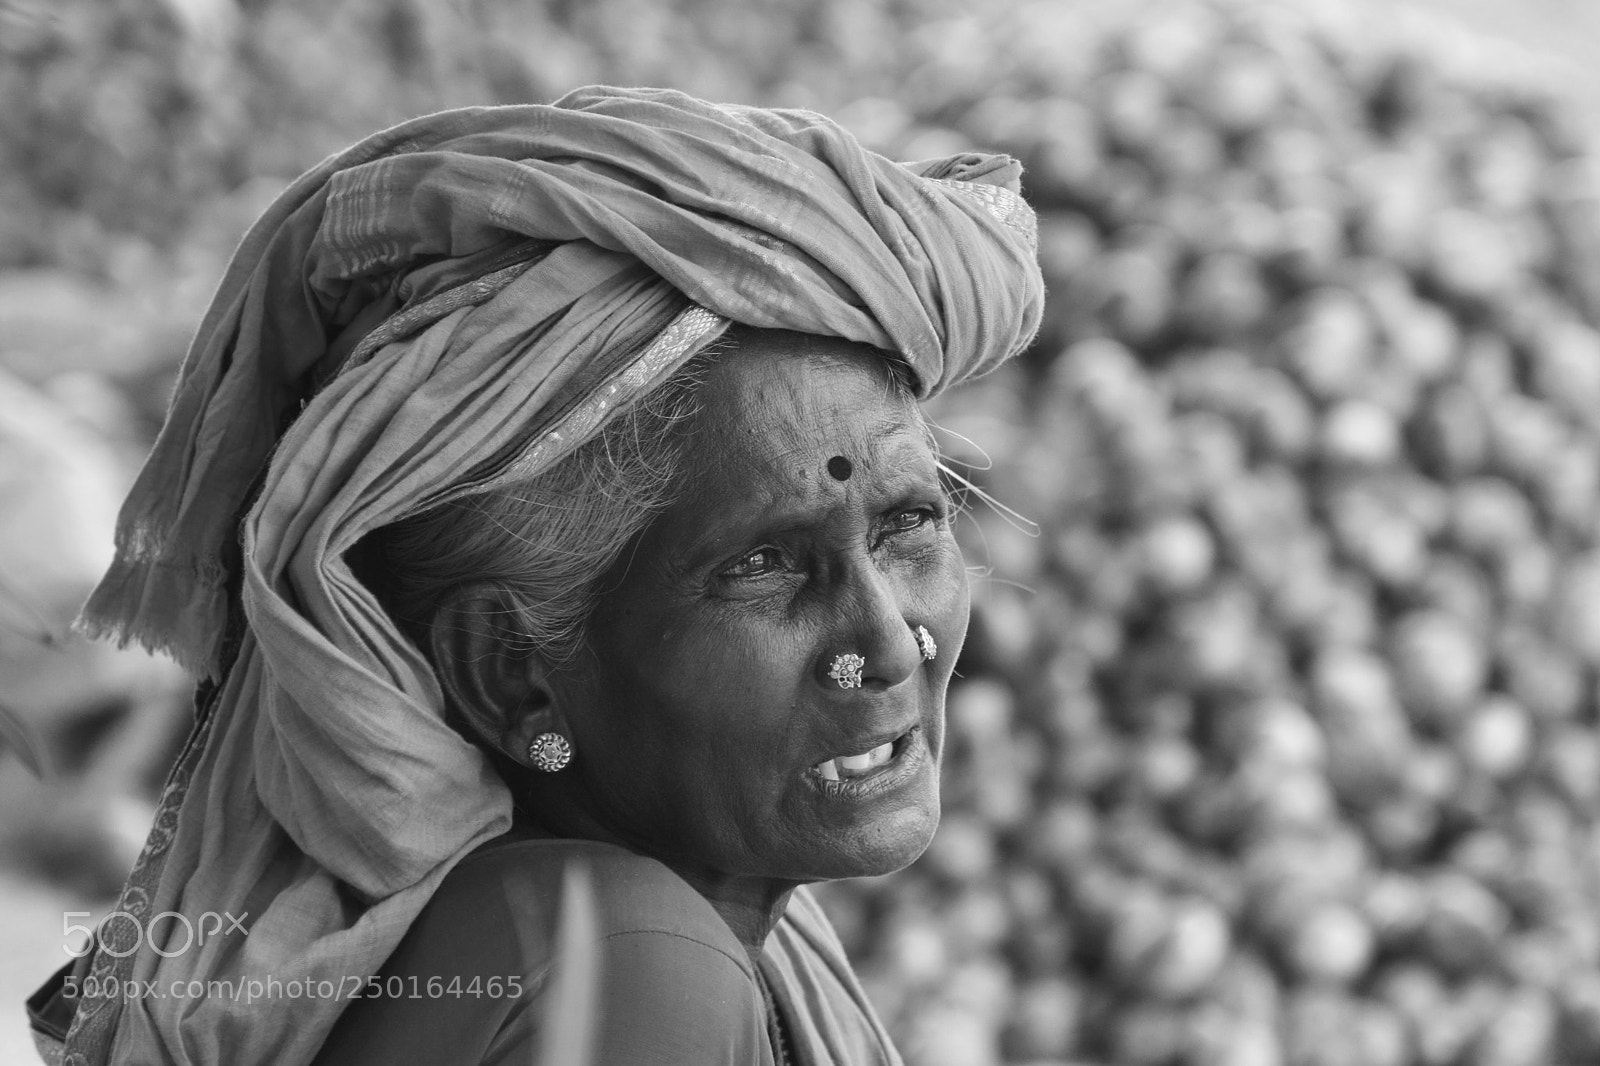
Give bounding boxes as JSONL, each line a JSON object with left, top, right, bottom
{"left": 314, "top": 835, "right": 767, "bottom": 1065}
{"left": 420, "top": 833, "right": 753, "bottom": 975}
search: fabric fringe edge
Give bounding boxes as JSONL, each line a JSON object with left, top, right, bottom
{"left": 74, "top": 546, "right": 231, "bottom": 681}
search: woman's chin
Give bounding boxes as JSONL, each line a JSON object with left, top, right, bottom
{"left": 798, "top": 799, "right": 942, "bottom": 882}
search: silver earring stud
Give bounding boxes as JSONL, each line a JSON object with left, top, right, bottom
{"left": 915, "top": 625, "right": 937, "bottom": 662}
{"left": 828, "top": 653, "right": 865, "bottom": 689}
{"left": 528, "top": 732, "right": 572, "bottom": 772}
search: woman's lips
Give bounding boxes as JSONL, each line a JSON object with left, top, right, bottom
{"left": 806, "top": 728, "right": 924, "bottom": 798}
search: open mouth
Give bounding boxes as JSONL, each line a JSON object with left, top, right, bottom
{"left": 810, "top": 728, "right": 919, "bottom": 786}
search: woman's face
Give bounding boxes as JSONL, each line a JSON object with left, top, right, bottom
{"left": 562, "top": 333, "right": 968, "bottom": 883}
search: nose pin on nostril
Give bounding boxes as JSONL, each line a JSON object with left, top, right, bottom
{"left": 828, "top": 653, "right": 866, "bottom": 688}
{"left": 914, "top": 625, "right": 937, "bottom": 662}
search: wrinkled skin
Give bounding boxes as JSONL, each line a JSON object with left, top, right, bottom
{"left": 447, "top": 330, "right": 971, "bottom": 958}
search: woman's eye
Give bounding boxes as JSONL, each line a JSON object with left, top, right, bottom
{"left": 724, "top": 547, "right": 786, "bottom": 578}
{"left": 878, "top": 507, "right": 940, "bottom": 543}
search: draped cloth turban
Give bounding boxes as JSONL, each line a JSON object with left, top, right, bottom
{"left": 57, "top": 85, "right": 1044, "bottom": 1065}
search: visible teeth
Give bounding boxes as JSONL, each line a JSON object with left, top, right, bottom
{"left": 815, "top": 741, "right": 897, "bottom": 782}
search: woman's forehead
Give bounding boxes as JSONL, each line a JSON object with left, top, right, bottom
{"left": 691, "top": 338, "right": 924, "bottom": 471}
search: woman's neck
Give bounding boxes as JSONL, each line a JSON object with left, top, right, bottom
{"left": 513, "top": 805, "right": 798, "bottom": 966}
{"left": 669, "top": 869, "right": 798, "bottom": 967}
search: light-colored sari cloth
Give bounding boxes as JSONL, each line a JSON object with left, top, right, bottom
{"left": 54, "top": 85, "right": 1043, "bottom": 1066}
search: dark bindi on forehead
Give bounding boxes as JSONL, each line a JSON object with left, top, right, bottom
{"left": 826, "top": 455, "right": 853, "bottom": 481}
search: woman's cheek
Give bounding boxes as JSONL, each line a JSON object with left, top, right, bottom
{"left": 890, "top": 539, "right": 968, "bottom": 693}
{"left": 921, "top": 537, "right": 971, "bottom": 627}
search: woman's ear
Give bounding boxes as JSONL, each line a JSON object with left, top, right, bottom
{"left": 429, "top": 583, "right": 565, "bottom": 767}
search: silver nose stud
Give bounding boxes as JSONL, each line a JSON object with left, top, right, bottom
{"left": 828, "top": 653, "right": 865, "bottom": 689}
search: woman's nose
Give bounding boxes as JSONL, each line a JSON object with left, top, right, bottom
{"left": 816, "top": 559, "right": 921, "bottom": 692}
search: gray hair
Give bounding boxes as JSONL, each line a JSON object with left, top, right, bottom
{"left": 365, "top": 351, "right": 714, "bottom": 669}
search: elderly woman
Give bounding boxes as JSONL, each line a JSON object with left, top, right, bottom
{"left": 30, "top": 87, "right": 1041, "bottom": 1065}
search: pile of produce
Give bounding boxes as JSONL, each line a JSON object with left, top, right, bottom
{"left": 811, "top": 3, "right": 1600, "bottom": 1065}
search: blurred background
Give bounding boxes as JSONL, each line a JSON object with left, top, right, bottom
{"left": 10, "top": 0, "right": 1600, "bottom": 1062}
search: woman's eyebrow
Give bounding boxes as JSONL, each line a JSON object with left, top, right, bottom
{"left": 685, "top": 464, "right": 943, "bottom": 559}
{"left": 678, "top": 504, "right": 815, "bottom": 569}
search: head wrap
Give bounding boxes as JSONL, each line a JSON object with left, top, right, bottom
{"left": 61, "top": 86, "right": 1043, "bottom": 1065}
